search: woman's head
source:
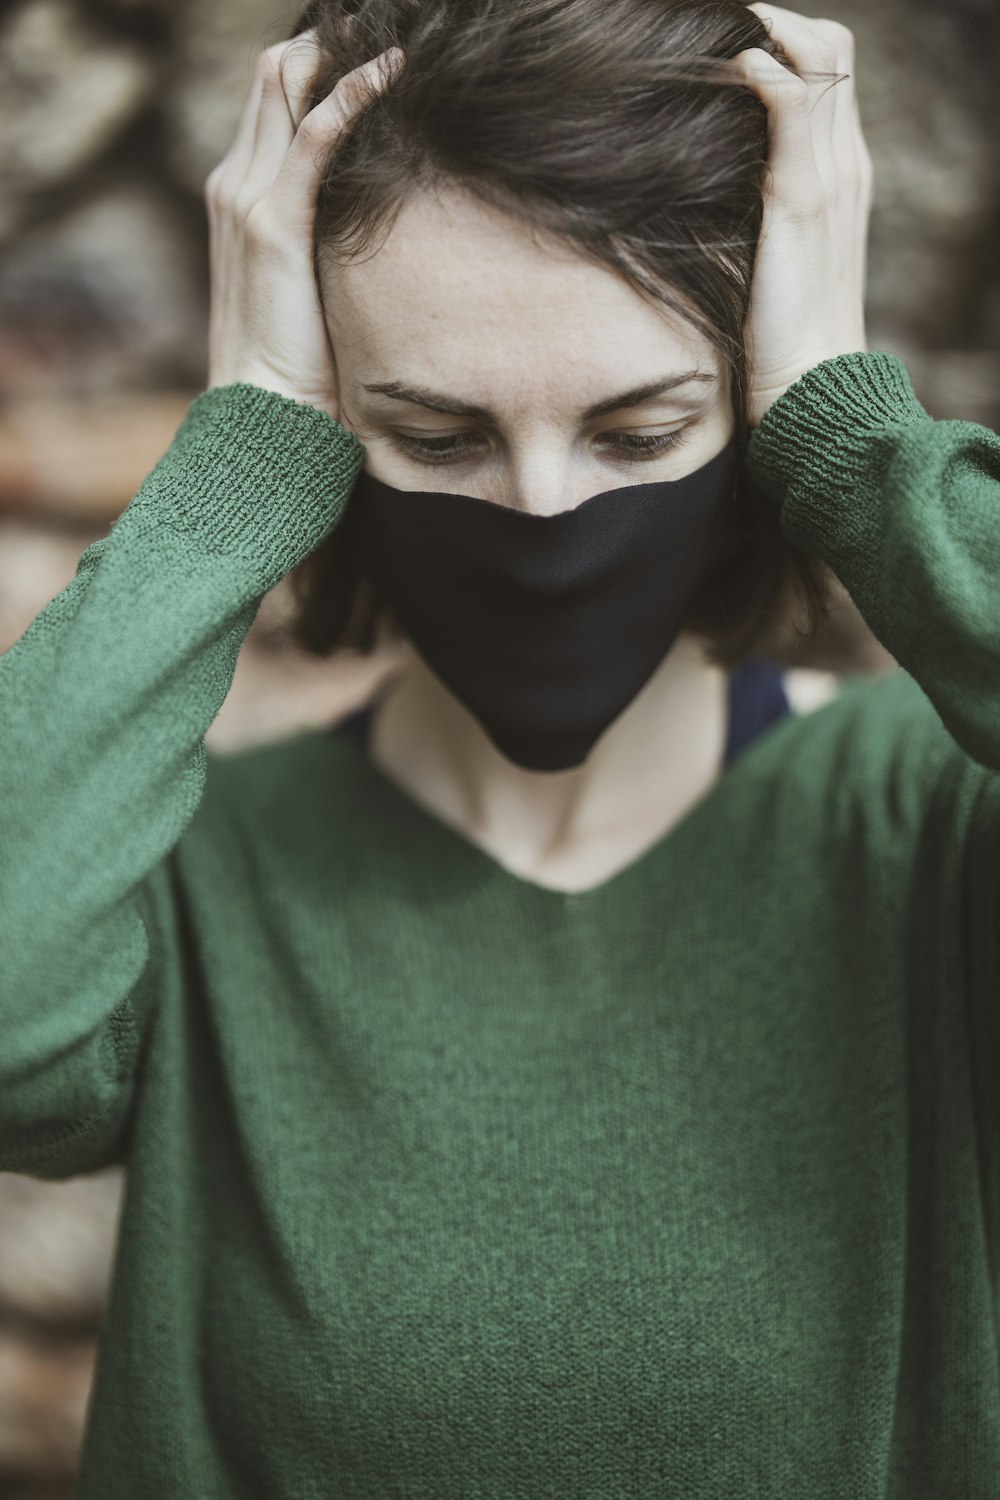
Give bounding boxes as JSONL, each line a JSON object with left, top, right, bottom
{"left": 322, "top": 183, "right": 736, "bottom": 505}
{"left": 286, "top": 0, "right": 834, "bottom": 665}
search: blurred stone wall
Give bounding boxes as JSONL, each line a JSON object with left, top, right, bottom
{"left": 0, "top": 0, "right": 997, "bottom": 1492}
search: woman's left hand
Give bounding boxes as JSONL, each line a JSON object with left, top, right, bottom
{"left": 733, "top": 4, "right": 874, "bottom": 429}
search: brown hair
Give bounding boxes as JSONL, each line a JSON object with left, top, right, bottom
{"left": 285, "top": 0, "right": 837, "bottom": 668}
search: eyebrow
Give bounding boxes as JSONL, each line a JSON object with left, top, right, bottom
{"left": 359, "top": 370, "right": 718, "bottom": 423}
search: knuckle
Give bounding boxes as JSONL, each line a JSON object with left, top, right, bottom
{"left": 293, "top": 113, "right": 319, "bottom": 151}
{"left": 784, "top": 188, "right": 824, "bottom": 225}
{"left": 234, "top": 188, "right": 260, "bottom": 224}
{"left": 243, "top": 197, "right": 277, "bottom": 246}
{"left": 295, "top": 109, "right": 332, "bottom": 150}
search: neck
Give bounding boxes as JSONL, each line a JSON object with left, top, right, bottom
{"left": 366, "top": 632, "right": 729, "bottom": 892}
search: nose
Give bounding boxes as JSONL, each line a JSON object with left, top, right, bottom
{"left": 484, "top": 449, "right": 594, "bottom": 518}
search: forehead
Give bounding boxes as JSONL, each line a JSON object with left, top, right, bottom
{"left": 320, "top": 184, "right": 721, "bottom": 392}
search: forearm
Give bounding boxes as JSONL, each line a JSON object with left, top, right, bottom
{"left": 746, "top": 351, "right": 1000, "bottom": 772}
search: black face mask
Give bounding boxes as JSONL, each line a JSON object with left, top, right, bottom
{"left": 340, "top": 438, "right": 746, "bottom": 773}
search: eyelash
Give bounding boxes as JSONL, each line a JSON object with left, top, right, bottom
{"left": 392, "top": 427, "right": 690, "bottom": 466}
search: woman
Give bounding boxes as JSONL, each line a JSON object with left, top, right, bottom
{"left": 2, "top": 0, "right": 998, "bottom": 1493}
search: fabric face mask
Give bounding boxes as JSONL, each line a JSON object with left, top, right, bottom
{"left": 340, "top": 438, "right": 745, "bottom": 773}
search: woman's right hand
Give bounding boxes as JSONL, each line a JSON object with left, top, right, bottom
{"left": 204, "top": 29, "right": 405, "bottom": 421}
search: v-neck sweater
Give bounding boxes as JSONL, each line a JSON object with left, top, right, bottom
{"left": 2, "top": 352, "right": 1000, "bottom": 1498}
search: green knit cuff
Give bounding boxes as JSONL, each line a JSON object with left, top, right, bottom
{"left": 175, "top": 382, "right": 367, "bottom": 496}
{"left": 127, "top": 382, "right": 369, "bottom": 576}
{"left": 745, "top": 352, "right": 930, "bottom": 507}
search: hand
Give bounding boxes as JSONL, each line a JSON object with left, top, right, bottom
{"left": 204, "top": 30, "right": 406, "bottom": 420}
{"left": 731, "top": 5, "right": 874, "bottom": 428}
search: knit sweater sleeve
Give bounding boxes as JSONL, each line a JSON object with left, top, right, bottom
{"left": 745, "top": 351, "right": 1000, "bottom": 774}
{"left": 0, "top": 383, "right": 365, "bottom": 1179}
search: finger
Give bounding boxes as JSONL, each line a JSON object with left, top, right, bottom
{"left": 833, "top": 30, "right": 873, "bottom": 193}
{"left": 220, "top": 38, "right": 304, "bottom": 204}
{"left": 746, "top": 3, "right": 842, "bottom": 76}
{"left": 273, "top": 17, "right": 361, "bottom": 132}
{"left": 245, "top": 36, "right": 315, "bottom": 184}
{"left": 790, "top": 17, "right": 858, "bottom": 193}
{"left": 274, "top": 27, "right": 328, "bottom": 132}
{"left": 753, "top": 13, "right": 861, "bottom": 205}
{"left": 241, "top": 29, "right": 339, "bottom": 204}
{"left": 744, "top": 5, "right": 872, "bottom": 285}
{"left": 277, "top": 48, "right": 406, "bottom": 196}
{"left": 728, "top": 47, "right": 820, "bottom": 211}
{"left": 215, "top": 69, "right": 266, "bottom": 188}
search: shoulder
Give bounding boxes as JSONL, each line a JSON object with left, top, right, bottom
{"left": 193, "top": 726, "right": 444, "bottom": 904}
{"left": 188, "top": 728, "right": 375, "bottom": 868}
{"left": 205, "top": 724, "right": 366, "bottom": 808}
{"left": 783, "top": 664, "right": 959, "bottom": 765}
{"left": 760, "top": 665, "right": 988, "bottom": 854}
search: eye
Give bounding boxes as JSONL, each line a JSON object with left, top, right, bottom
{"left": 393, "top": 431, "right": 482, "bottom": 465}
{"left": 604, "top": 430, "right": 689, "bottom": 461}
{"left": 391, "top": 428, "right": 690, "bottom": 466}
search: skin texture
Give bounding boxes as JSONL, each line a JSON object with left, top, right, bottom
{"left": 204, "top": 4, "right": 871, "bottom": 893}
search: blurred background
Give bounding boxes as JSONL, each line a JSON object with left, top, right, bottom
{"left": 0, "top": 0, "right": 998, "bottom": 1492}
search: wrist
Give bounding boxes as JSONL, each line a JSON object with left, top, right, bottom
{"left": 750, "top": 341, "right": 871, "bottom": 429}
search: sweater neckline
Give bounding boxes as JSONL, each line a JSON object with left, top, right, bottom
{"left": 328, "top": 661, "right": 793, "bottom": 902}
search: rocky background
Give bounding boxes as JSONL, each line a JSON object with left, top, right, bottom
{"left": 0, "top": 0, "right": 998, "bottom": 1492}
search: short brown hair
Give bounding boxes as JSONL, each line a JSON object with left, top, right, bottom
{"left": 285, "top": 0, "right": 837, "bottom": 668}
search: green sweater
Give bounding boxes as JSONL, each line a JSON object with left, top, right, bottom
{"left": 2, "top": 352, "right": 999, "bottom": 1498}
